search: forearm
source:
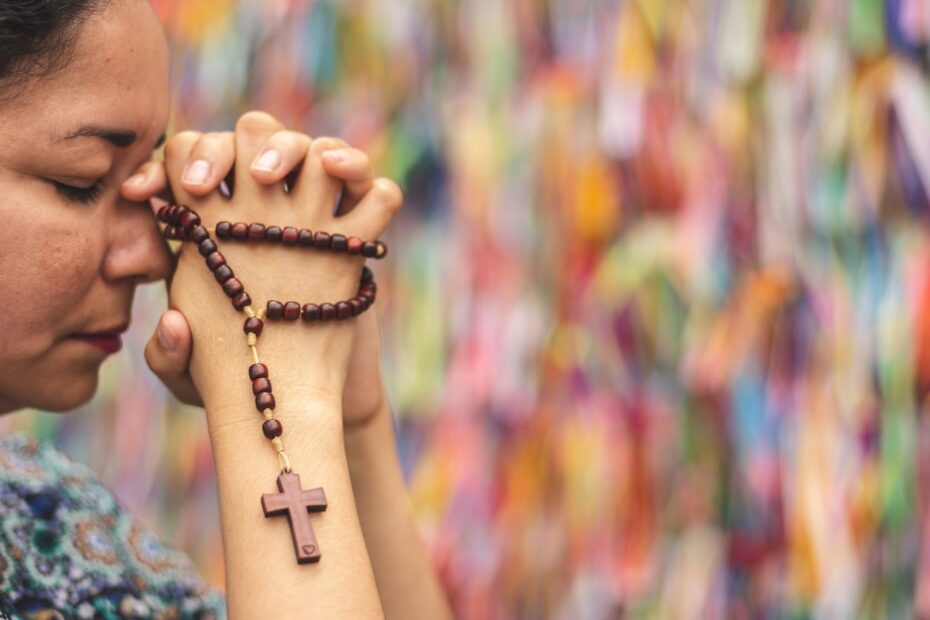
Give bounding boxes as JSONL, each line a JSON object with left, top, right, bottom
{"left": 192, "top": 333, "right": 383, "bottom": 618}
{"left": 345, "top": 401, "right": 452, "bottom": 620}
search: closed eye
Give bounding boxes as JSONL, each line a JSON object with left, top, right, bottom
{"left": 53, "top": 180, "right": 103, "bottom": 204}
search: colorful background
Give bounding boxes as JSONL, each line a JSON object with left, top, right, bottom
{"left": 8, "top": 0, "right": 930, "bottom": 616}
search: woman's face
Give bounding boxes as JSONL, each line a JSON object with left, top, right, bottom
{"left": 0, "top": 1, "right": 171, "bottom": 413}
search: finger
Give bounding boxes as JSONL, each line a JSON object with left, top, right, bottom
{"left": 144, "top": 310, "right": 203, "bottom": 406}
{"left": 234, "top": 111, "right": 285, "bottom": 200}
{"left": 250, "top": 130, "right": 312, "bottom": 188}
{"left": 163, "top": 131, "right": 202, "bottom": 206}
{"left": 179, "top": 131, "right": 236, "bottom": 197}
{"left": 121, "top": 160, "right": 168, "bottom": 207}
{"left": 339, "top": 176, "right": 404, "bottom": 240}
{"left": 292, "top": 136, "right": 349, "bottom": 213}
{"left": 321, "top": 147, "right": 375, "bottom": 216}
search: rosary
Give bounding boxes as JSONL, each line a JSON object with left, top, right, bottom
{"left": 157, "top": 204, "right": 387, "bottom": 564}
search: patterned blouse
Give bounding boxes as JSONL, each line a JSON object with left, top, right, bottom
{"left": 0, "top": 433, "right": 226, "bottom": 618}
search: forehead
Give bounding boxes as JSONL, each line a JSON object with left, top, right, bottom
{"left": 1, "top": 1, "right": 170, "bottom": 145}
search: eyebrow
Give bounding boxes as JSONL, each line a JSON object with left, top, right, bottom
{"left": 60, "top": 125, "right": 138, "bottom": 148}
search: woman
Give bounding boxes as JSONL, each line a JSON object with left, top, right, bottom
{"left": 0, "top": 0, "right": 450, "bottom": 617}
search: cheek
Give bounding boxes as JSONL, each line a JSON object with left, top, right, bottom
{"left": 0, "top": 200, "right": 103, "bottom": 358}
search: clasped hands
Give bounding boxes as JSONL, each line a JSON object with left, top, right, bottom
{"left": 121, "top": 112, "right": 399, "bottom": 429}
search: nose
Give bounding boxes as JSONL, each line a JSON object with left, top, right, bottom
{"left": 101, "top": 195, "right": 172, "bottom": 285}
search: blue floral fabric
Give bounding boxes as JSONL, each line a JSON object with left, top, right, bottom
{"left": 0, "top": 433, "right": 226, "bottom": 618}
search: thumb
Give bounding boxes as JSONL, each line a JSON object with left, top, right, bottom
{"left": 144, "top": 310, "right": 203, "bottom": 406}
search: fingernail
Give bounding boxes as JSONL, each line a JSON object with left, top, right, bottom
{"left": 124, "top": 172, "right": 147, "bottom": 186}
{"left": 253, "top": 149, "right": 281, "bottom": 173}
{"left": 182, "top": 160, "right": 210, "bottom": 185}
{"left": 323, "top": 149, "right": 349, "bottom": 163}
{"left": 157, "top": 319, "right": 177, "bottom": 352}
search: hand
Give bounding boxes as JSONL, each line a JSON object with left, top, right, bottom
{"left": 130, "top": 112, "right": 401, "bottom": 417}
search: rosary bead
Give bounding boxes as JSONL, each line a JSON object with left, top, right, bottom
{"left": 330, "top": 234, "right": 348, "bottom": 252}
{"left": 231, "top": 222, "right": 249, "bottom": 240}
{"left": 347, "top": 237, "right": 364, "bottom": 254}
{"left": 223, "top": 278, "right": 244, "bottom": 297}
{"left": 262, "top": 418, "right": 283, "bottom": 439}
{"left": 216, "top": 221, "right": 232, "bottom": 239}
{"left": 244, "top": 317, "right": 264, "bottom": 336}
{"left": 283, "top": 302, "right": 301, "bottom": 321}
{"left": 180, "top": 211, "right": 201, "bottom": 229}
{"left": 336, "top": 301, "right": 352, "bottom": 320}
{"left": 198, "top": 239, "right": 218, "bottom": 256}
{"left": 214, "top": 265, "right": 234, "bottom": 283}
{"left": 249, "top": 223, "right": 266, "bottom": 240}
{"left": 348, "top": 299, "right": 362, "bottom": 316}
{"left": 361, "top": 242, "right": 378, "bottom": 258}
{"left": 190, "top": 225, "right": 210, "bottom": 244}
{"left": 312, "top": 231, "right": 331, "bottom": 249}
{"left": 256, "top": 392, "right": 276, "bottom": 412}
{"left": 266, "top": 300, "right": 284, "bottom": 320}
{"left": 298, "top": 229, "right": 314, "bottom": 246}
{"left": 252, "top": 377, "right": 272, "bottom": 394}
{"left": 233, "top": 292, "right": 252, "bottom": 310}
{"left": 249, "top": 363, "right": 268, "bottom": 380}
{"left": 157, "top": 205, "right": 169, "bottom": 220}
{"left": 206, "top": 252, "right": 226, "bottom": 271}
{"left": 282, "top": 227, "right": 299, "bottom": 245}
{"left": 359, "top": 296, "right": 372, "bottom": 312}
{"left": 301, "top": 303, "right": 321, "bottom": 322}
{"left": 361, "top": 265, "right": 374, "bottom": 283}
{"left": 164, "top": 226, "right": 177, "bottom": 238}
{"left": 266, "top": 226, "right": 282, "bottom": 243}
{"left": 375, "top": 242, "right": 388, "bottom": 258}
{"left": 320, "top": 303, "right": 336, "bottom": 321}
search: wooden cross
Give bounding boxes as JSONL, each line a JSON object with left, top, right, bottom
{"left": 261, "top": 471, "right": 328, "bottom": 564}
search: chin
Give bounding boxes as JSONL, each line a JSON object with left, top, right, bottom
{"left": 25, "top": 373, "right": 99, "bottom": 413}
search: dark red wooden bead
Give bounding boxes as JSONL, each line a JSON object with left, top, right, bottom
{"left": 199, "top": 239, "right": 217, "bottom": 256}
{"left": 256, "top": 392, "right": 276, "bottom": 412}
{"left": 232, "top": 292, "right": 252, "bottom": 310}
{"left": 252, "top": 377, "right": 272, "bottom": 394}
{"left": 348, "top": 299, "right": 362, "bottom": 316}
{"left": 360, "top": 266, "right": 374, "bottom": 283}
{"left": 347, "top": 237, "right": 364, "bottom": 254}
{"left": 190, "top": 225, "right": 210, "bottom": 244}
{"left": 358, "top": 296, "right": 371, "bottom": 312}
{"left": 266, "top": 300, "right": 284, "bottom": 320}
{"left": 335, "top": 301, "right": 352, "bottom": 320}
{"left": 262, "top": 418, "right": 283, "bottom": 439}
{"left": 266, "top": 226, "right": 282, "bottom": 242}
{"left": 231, "top": 222, "right": 249, "bottom": 239}
{"left": 249, "top": 363, "right": 268, "bottom": 381}
{"left": 283, "top": 302, "right": 301, "bottom": 321}
{"left": 214, "top": 265, "right": 234, "bottom": 283}
{"left": 216, "top": 221, "right": 232, "bottom": 239}
{"left": 301, "top": 304, "right": 321, "bottom": 322}
{"left": 248, "top": 223, "right": 266, "bottom": 240}
{"left": 375, "top": 242, "right": 388, "bottom": 258}
{"left": 330, "top": 234, "right": 348, "bottom": 252}
{"left": 361, "top": 242, "right": 378, "bottom": 258}
{"left": 298, "top": 229, "right": 314, "bottom": 246}
{"left": 282, "top": 227, "right": 299, "bottom": 245}
{"left": 180, "top": 211, "right": 201, "bottom": 229}
{"left": 157, "top": 205, "right": 169, "bottom": 221}
{"left": 223, "top": 278, "right": 244, "bottom": 297}
{"left": 320, "top": 303, "right": 336, "bottom": 321}
{"left": 206, "top": 252, "right": 226, "bottom": 271}
{"left": 312, "top": 231, "right": 331, "bottom": 249}
{"left": 244, "top": 317, "right": 264, "bottom": 336}
{"left": 164, "top": 226, "right": 178, "bottom": 238}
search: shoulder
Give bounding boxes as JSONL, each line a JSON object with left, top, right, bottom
{"left": 0, "top": 433, "right": 226, "bottom": 618}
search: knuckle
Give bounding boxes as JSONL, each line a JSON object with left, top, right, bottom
{"left": 373, "top": 177, "right": 404, "bottom": 211}
{"left": 310, "top": 136, "right": 347, "bottom": 155}
{"left": 236, "top": 110, "right": 281, "bottom": 134}
{"left": 163, "top": 131, "right": 200, "bottom": 159}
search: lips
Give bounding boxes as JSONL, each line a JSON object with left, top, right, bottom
{"left": 69, "top": 323, "right": 129, "bottom": 355}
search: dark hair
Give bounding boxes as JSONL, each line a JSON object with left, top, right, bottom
{"left": 0, "top": 0, "right": 104, "bottom": 92}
